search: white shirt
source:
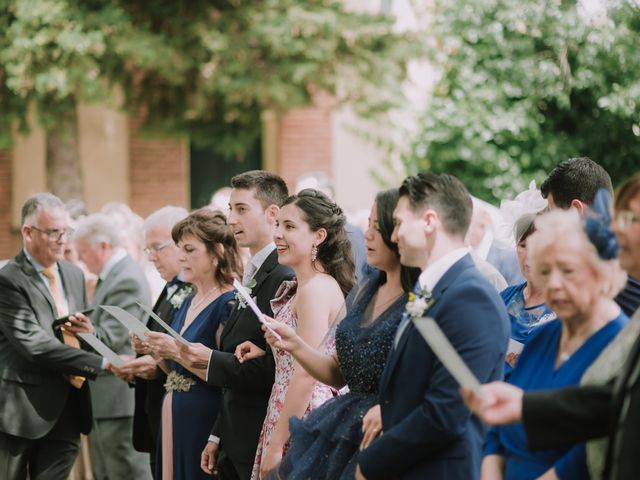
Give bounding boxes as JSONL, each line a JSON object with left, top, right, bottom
{"left": 245, "top": 242, "right": 276, "bottom": 282}
{"left": 417, "top": 247, "right": 471, "bottom": 294}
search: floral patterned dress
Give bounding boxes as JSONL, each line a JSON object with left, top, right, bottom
{"left": 251, "top": 280, "right": 335, "bottom": 480}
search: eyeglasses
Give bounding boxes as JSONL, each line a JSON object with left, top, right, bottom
{"left": 30, "top": 226, "right": 73, "bottom": 242}
{"left": 614, "top": 211, "right": 640, "bottom": 230}
{"left": 144, "top": 239, "right": 173, "bottom": 255}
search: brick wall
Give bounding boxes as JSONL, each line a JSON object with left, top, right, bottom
{"left": 277, "top": 92, "right": 334, "bottom": 189}
{"left": 0, "top": 150, "right": 20, "bottom": 259}
{"left": 129, "top": 117, "right": 190, "bottom": 216}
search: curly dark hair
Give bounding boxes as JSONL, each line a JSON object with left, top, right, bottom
{"left": 283, "top": 189, "right": 355, "bottom": 297}
{"left": 171, "top": 207, "right": 243, "bottom": 288}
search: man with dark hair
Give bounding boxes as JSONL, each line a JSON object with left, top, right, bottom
{"left": 178, "top": 170, "right": 293, "bottom": 480}
{"left": 540, "top": 157, "right": 613, "bottom": 212}
{"left": 357, "top": 173, "right": 510, "bottom": 480}
{"left": 230, "top": 169, "right": 289, "bottom": 209}
{"left": 0, "top": 193, "right": 105, "bottom": 479}
{"left": 541, "top": 157, "right": 640, "bottom": 316}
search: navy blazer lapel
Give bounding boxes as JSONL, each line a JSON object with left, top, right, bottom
{"left": 221, "top": 249, "right": 279, "bottom": 344}
{"left": 379, "top": 253, "right": 476, "bottom": 391}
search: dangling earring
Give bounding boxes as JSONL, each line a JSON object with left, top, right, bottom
{"left": 311, "top": 245, "right": 318, "bottom": 263}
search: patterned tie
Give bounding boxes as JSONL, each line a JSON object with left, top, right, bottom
{"left": 42, "top": 267, "right": 85, "bottom": 389}
{"left": 243, "top": 261, "right": 257, "bottom": 286}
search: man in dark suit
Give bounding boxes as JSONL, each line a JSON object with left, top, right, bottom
{"left": 357, "top": 173, "right": 510, "bottom": 480}
{"left": 178, "top": 171, "right": 293, "bottom": 480}
{"left": 541, "top": 156, "right": 640, "bottom": 317}
{"left": 111, "top": 205, "right": 189, "bottom": 477}
{"left": 0, "top": 193, "right": 105, "bottom": 479}
{"left": 74, "top": 213, "right": 153, "bottom": 480}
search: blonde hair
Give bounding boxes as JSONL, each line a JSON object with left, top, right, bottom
{"left": 527, "top": 209, "right": 626, "bottom": 299}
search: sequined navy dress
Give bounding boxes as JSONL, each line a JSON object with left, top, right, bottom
{"left": 275, "top": 270, "right": 408, "bottom": 480}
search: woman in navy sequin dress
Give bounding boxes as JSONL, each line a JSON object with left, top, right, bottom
{"left": 237, "top": 189, "right": 420, "bottom": 479}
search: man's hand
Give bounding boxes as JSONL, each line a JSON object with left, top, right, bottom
{"left": 111, "top": 355, "right": 159, "bottom": 382}
{"left": 355, "top": 465, "right": 367, "bottom": 480}
{"left": 460, "top": 382, "right": 524, "bottom": 425}
{"left": 200, "top": 441, "right": 219, "bottom": 476}
{"left": 360, "top": 404, "right": 382, "bottom": 450}
{"left": 64, "top": 312, "right": 95, "bottom": 334}
{"left": 177, "top": 341, "right": 212, "bottom": 370}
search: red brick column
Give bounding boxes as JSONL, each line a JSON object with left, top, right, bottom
{"left": 277, "top": 92, "right": 334, "bottom": 189}
{"left": 0, "top": 150, "right": 20, "bottom": 259}
{"left": 129, "top": 117, "right": 190, "bottom": 216}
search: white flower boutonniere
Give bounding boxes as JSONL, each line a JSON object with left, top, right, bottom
{"left": 169, "top": 285, "right": 193, "bottom": 310}
{"left": 235, "top": 278, "right": 257, "bottom": 309}
{"left": 405, "top": 287, "right": 434, "bottom": 320}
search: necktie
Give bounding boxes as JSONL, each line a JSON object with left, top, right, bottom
{"left": 42, "top": 267, "right": 85, "bottom": 389}
{"left": 243, "top": 261, "right": 257, "bottom": 286}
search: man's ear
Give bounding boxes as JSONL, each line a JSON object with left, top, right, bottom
{"left": 422, "top": 209, "right": 438, "bottom": 234}
{"left": 265, "top": 204, "right": 280, "bottom": 223}
{"left": 570, "top": 199, "right": 587, "bottom": 216}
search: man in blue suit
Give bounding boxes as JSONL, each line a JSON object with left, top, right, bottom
{"left": 357, "top": 173, "right": 510, "bottom": 479}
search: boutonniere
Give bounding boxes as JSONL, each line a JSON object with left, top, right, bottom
{"left": 235, "top": 278, "right": 257, "bottom": 309}
{"left": 169, "top": 285, "right": 193, "bottom": 309}
{"left": 405, "top": 287, "right": 434, "bottom": 319}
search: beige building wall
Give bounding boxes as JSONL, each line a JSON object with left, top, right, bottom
{"left": 78, "top": 102, "right": 130, "bottom": 212}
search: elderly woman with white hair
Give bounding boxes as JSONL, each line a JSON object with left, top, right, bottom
{"left": 481, "top": 208, "right": 628, "bottom": 480}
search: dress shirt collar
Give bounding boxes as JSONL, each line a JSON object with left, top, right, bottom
{"left": 248, "top": 242, "right": 276, "bottom": 276}
{"left": 23, "top": 248, "right": 59, "bottom": 275}
{"left": 418, "top": 247, "right": 470, "bottom": 293}
{"left": 99, "top": 247, "right": 128, "bottom": 281}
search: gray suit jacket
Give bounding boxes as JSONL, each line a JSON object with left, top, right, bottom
{"left": 89, "top": 253, "right": 151, "bottom": 419}
{"left": 0, "top": 251, "right": 103, "bottom": 439}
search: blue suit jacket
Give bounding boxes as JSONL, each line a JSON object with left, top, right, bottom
{"left": 359, "top": 254, "right": 510, "bottom": 480}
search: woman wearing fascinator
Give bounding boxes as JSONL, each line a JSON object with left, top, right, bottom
{"left": 481, "top": 193, "right": 628, "bottom": 480}
{"left": 236, "top": 189, "right": 420, "bottom": 479}
{"left": 234, "top": 189, "right": 355, "bottom": 480}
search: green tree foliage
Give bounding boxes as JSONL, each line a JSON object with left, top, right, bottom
{"left": 0, "top": 0, "right": 415, "bottom": 153}
{"left": 405, "top": 0, "right": 640, "bottom": 202}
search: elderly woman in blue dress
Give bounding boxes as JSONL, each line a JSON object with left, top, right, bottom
{"left": 482, "top": 205, "right": 628, "bottom": 480}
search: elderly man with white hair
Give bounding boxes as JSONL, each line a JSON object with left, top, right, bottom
{"left": 111, "top": 205, "right": 190, "bottom": 477}
{"left": 73, "top": 213, "right": 153, "bottom": 480}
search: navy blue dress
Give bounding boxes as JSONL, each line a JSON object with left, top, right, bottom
{"left": 484, "top": 313, "right": 628, "bottom": 480}
{"left": 155, "top": 291, "right": 235, "bottom": 480}
{"left": 275, "top": 271, "right": 407, "bottom": 480}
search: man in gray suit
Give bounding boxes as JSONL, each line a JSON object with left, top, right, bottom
{"left": 0, "top": 193, "right": 105, "bottom": 479}
{"left": 74, "top": 213, "right": 153, "bottom": 480}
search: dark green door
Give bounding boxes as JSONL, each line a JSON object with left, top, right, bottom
{"left": 189, "top": 139, "right": 262, "bottom": 208}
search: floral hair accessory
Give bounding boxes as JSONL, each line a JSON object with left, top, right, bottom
{"left": 584, "top": 189, "right": 619, "bottom": 261}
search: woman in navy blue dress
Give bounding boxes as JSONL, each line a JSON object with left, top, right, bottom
{"left": 235, "top": 189, "right": 420, "bottom": 479}
{"left": 483, "top": 208, "right": 628, "bottom": 480}
{"left": 145, "top": 208, "right": 242, "bottom": 480}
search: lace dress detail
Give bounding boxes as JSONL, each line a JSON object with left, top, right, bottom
{"left": 251, "top": 280, "right": 336, "bottom": 480}
{"left": 275, "top": 271, "right": 408, "bottom": 480}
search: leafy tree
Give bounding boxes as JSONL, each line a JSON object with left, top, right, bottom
{"left": 405, "top": 0, "right": 640, "bottom": 203}
{"left": 0, "top": 0, "right": 415, "bottom": 198}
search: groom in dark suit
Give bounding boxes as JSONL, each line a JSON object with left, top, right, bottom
{"left": 0, "top": 193, "right": 104, "bottom": 479}
{"left": 357, "top": 173, "right": 510, "bottom": 480}
{"left": 178, "top": 171, "right": 293, "bottom": 480}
